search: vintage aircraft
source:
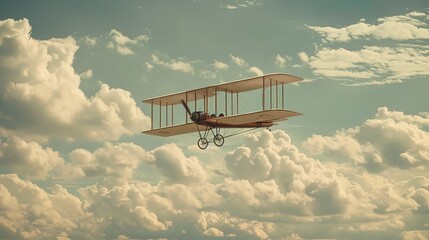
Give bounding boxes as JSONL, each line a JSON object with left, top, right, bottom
{"left": 143, "top": 73, "right": 302, "bottom": 149}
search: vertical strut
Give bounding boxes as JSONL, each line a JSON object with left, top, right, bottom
{"left": 151, "top": 100, "right": 153, "bottom": 130}
{"left": 270, "top": 79, "right": 272, "bottom": 109}
{"left": 171, "top": 103, "right": 173, "bottom": 125}
{"left": 276, "top": 81, "right": 278, "bottom": 109}
{"left": 165, "top": 102, "right": 168, "bottom": 126}
{"left": 282, "top": 82, "right": 284, "bottom": 109}
{"left": 236, "top": 92, "right": 239, "bottom": 114}
{"left": 262, "top": 77, "right": 265, "bottom": 110}
{"left": 215, "top": 87, "right": 217, "bottom": 115}
{"left": 159, "top": 101, "right": 161, "bottom": 128}
{"left": 231, "top": 90, "right": 233, "bottom": 115}
{"left": 205, "top": 88, "right": 208, "bottom": 114}
{"left": 225, "top": 90, "right": 227, "bottom": 116}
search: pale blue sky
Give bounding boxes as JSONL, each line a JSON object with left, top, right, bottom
{"left": 0, "top": 1, "right": 429, "bottom": 239}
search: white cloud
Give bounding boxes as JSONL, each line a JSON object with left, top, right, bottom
{"left": 221, "top": 0, "right": 264, "bottom": 10}
{"left": 68, "top": 142, "right": 151, "bottom": 180}
{"left": 309, "top": 11, "right": 429, "bottom": 42}
{"left": 151, "top": 143, "right": 208, "bottom": 184}
{"left": 248, "top": 66, "right": 264, "bottom": 76}
{"left": 212, "top": 60, "right": 229, "bottom": 70}
{"left": 402, "top": 230, "right": 429, "bottom": 240}
{"left": 229, "top": 54, "right": 247, "bottom": 66}
{"left": 342, "top": 79, "right": 403, "bottom": 87}
{"left": 0, "top": 136, "right": 64, "bottom": 180}
{"left": 0, "top": 19, "right": 150, "bottom": 142}
{"left": 297, "top": 52, "right": 309, "bottom": 63}
{"left": 203, "top": 227, "right": 224, "bottom": 237}
{"left": 145, "top": 62, "right": 154, "bottom": 71}
{"left": 108, "top": 29, "right": 149, "bottom": 55}
{"left": 152, "top": 53, "right": 194, "bottom": 74}
{"left": 0, "top": 174, "right": 96, "bottom": 239}
{"left": 303, "top": 107, "right": 429, "bottom": 172}
{"left": 79, "top": 69, "right": 93, "bottom": 79}
{"left": 307, "top": 46, "right": 429, "bottom": 82}
{"left": 275, "top": 54, "right": 290, "bottom": 67}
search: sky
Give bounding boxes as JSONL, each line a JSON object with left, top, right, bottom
{"left": 0, "top": 0, "right": 429, "bottom": 239}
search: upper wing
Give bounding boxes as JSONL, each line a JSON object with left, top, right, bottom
{"left": 207, "top": 109, "right": 302, "bottom": 125}
{"left": 143, "top": 123, "right": 198, "bottom": 137}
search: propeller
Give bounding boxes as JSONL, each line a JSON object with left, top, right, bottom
{"left": 181, "top": 100, "right": 192, "bottom": 116}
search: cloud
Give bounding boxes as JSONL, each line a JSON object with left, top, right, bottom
{"left": 145, "top": 62, "right": 154, "bottom": 71}
{"left": 0, "top": 19, "right": 150, "bottom": 142}
{"left": 229, "top": 54, "right": 247, "bottom": 66}
{"left": 0, "top": 136, "right": 64, "bottom": 180}
{"left": 248, "top": 66, "right": 264, "bottom": 76}
{"left": 212, "top": 60, "right": 229, "bottom": 70}
{"left": 68, "top": 142, "right": 151, "bottom": 180}
{"left": 83, "top": 36, "right": 97, "bottom": 46}
{"left": 402, "top": 230, "right": 429, "bottom": 240}
{"left": 200, "top": 69, "right": 216, "bottom": 79}
{"left": 297, "top": 52, "right": 309, "bottom": 63}
{"left": 275, "top": 54, "right": 290, "bottom": 67}
{"left": 309, "top": 11, "right": 429, "bottom": 42}
{"left": 79, "top": 69, "right": 93, "bottom": 79}
{"left": 222, "top": 130, "right": 373, "bottom": 218}
{"left": 342, "top": 79, "right": 403, "bottom": 87}
{"left": 0, "top": 174, "right": 96, "bottom": 239}
{"left": 78, "top": 181, "right": 171, "bottom": 234}
{"left": 307, "top": 46, "right": 429, "bottom": 82}
{"left": 152, "top": 52, "right": 194, "bottom": 74}
{"left": 220, "top": 0, "right": 264, "bottom": 10}
{"left": 151, "top": 143, "right": 208, "bottom": 184}
{"left": 0, "top": 136, "right": 152, "bottom": 181}
{"left": 1, "top": 132, "right": 428, "bottom": 239}
{"left": 303, "top": 107, "right": 429, "bottom": 172}
{"left": 203, "top": 227, "right": 224, "bottom": 237}
{"left": 108, "top": 29, "right": 148, "bottom": 55}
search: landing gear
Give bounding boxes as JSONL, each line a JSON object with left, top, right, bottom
{"left": 214, "top": 134, "right": 224, "bottom": 147}
{"left": 197, "top": 138, "right": 209, "bottom": 150}
{"left": 195, "top": 125, "right": 224, "bottom": 150}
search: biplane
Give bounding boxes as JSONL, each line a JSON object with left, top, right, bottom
{"left": 143, "top": 73, "right": 302, "bottom": 150}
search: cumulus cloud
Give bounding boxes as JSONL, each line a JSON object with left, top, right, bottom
{"left": 68, "top": 142, "right": 151, "bottom": 180}
{"left": 1, "top": 132, "right": 429, "bottom": 239}
{"left": 309, "top": 11, "right": 429, "bottom": 42}
{"left": 151, "top": 52, "right": 194, "bottom": 74}
{"left": 0, "top": 136, "right": 64, "bottom": 180}
{"left": 108, "top": 29, "right": 148, "bottom": 55}
{"left": 151, "top": 143, "right": 208, "bottom": 184}
{"left": 0, "top": 19, "right": 150, "bottom": 142}
{"left": 303, "top": 107, "right": 429, "bottom": 172}
{"left": 0, "top": 174, "right": 96, "bottom": 239}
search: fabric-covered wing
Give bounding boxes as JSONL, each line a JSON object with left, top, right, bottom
{"left": 143, "top": 123, "right": 198, "bottom": 137}
{"left": 207, "top": 109, "right": 301, "bottom": 125}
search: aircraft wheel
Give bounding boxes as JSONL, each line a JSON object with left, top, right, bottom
{"left": 197, "top": 138, "right": 209, "bottom": 150}
{"left": 214, "top": 134, "right": 224, "bottom": 147}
